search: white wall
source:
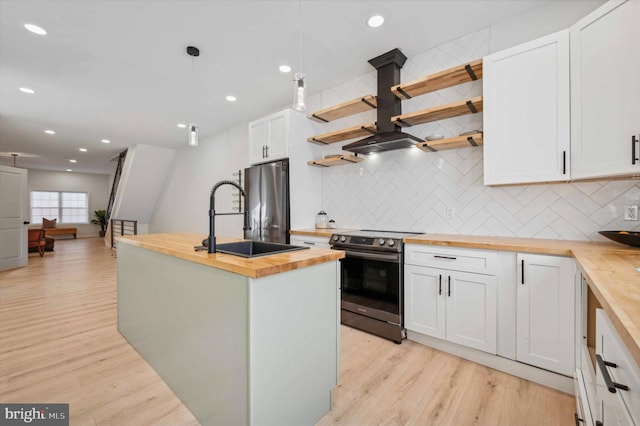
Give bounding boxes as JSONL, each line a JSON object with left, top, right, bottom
{"left": 150, "top": 124, "right": 249, "bottom": 239}
{"left": 489, "top": 0, "right": 605, "bottom": 52}
{"left": 27, "top": 169, "right": 110, "bottom": 238}
{"left": 316, "top": 4, "right": 640, "bottom": 242}
{"left": 110, "top": 144, "right": 176, "bottom": 234}
{"left": 150, "top": 0, "right": 639, "bottom": 242}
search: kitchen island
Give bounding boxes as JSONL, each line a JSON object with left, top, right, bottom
{"left": 117, "top": 233, "right": 344, "bottom": 426}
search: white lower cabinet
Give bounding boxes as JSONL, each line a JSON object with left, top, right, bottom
{"left": 595, "top": 308, "right": 640, "bottom": 425}
{"left": 289, "top": 234, "right": 330, "bottom": 249}
{"left": 405, "top": 245, "right": 497, "bottom": 354}
{"left": 516, "top": 253, "right": 575, "bottom": 376}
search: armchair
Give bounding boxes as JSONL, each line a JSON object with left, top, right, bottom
{"left": 28, "top": 228, "right": 46, "bottom": 257}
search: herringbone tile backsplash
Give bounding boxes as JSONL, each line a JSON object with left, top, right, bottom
{"left": 315, "top": 29, "right": 640, "bottom": 241}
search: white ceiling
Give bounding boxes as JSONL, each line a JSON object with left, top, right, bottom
{"left": 1, "top": 0, "right": 555, "bottom": 174}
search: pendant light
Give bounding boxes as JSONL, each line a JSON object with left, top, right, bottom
{"left": 187, "top": 46, "right": 200, "bottom": 147}
{"left": 292, "top": 1, "right": 306, "bottom": 111}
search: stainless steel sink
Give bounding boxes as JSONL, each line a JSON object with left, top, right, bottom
{"left": 215, "top": 241, "right": 310, "bottom": 258}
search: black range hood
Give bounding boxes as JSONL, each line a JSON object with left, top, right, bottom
{"left": 342, "top": 48, "right": 421, "bottom": 155}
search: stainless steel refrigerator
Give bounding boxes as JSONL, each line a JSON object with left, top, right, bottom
{"left": 244, "top": 159, "right": 290, "bottom": 243}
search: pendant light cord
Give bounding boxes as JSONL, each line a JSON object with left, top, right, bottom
{"left": 298, "top": 0, "right": 302, "bottom": 73}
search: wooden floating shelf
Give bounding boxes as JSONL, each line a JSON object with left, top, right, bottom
{"left": 392, "top": 96, "right": 483, "bottom": 128}
{"left": 307, "top": 155, "right": 364, "bottom": 168}
{"left": 392, "top": 59, "right": 483, "bottom": 100}
{"left": 417, "top": 132, "right": 483, "bottom": 153}
{"left": 307, "top": 95, "right": 377, "bottom": 123}
{"left": 307, "top": 123, "right": 377, "bottom": 145}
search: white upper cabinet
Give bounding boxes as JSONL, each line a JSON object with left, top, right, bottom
{"left": 483, "top": 30, "right": 570, "bottom": 185}
{"left": 516, "top": 253, "right": 575, "bottom": 376}
{"left": 570, "top": 0, "right": 640, "bottom": 179}
{"left": 249, "top": 110, "right": 289, "bottom": 165}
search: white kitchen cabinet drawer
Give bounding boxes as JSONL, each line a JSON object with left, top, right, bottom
{"left": 290, "top": 234, "right": 330, "bottom": 249}
{"left": 596, "top": 308, "right": 640, "bottom": 424}
{"left": 404, "top": 244, "right": 497, "bottom": 275}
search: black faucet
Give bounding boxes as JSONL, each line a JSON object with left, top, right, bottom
{"left": 208, "top": 180, "right": 250, "bottom": 254}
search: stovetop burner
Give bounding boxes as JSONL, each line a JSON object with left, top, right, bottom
{"left": 343, "top": 229, "right": 422, "bottom": 239}
{"left": 330, "top": 229, "right": 421, "bottom": 252}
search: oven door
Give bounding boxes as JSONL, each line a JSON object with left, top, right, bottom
{"left": 338, "top": 248, "right": 402, "bottom": 325}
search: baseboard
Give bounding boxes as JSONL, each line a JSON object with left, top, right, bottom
{"left": 406, "top": 330, "right": 574, "bottom": 395}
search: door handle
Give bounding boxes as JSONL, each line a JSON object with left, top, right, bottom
{"left": 596, "top": 354, "right": 629, "bottom": 393}
{"left": 262, "top": 146, "right": 266, "bottom": 158}
{"left": 265, "top": 145, "right": 269, "bottom": 157}
{"left": 438, "top": 274, "right": 442, "bottom": 295}
{"left": 24, "top": 221, "right": 30, "bottom": 225}
{"left": 521, "top": 259, "right": 525, "bottom": 284}
{"left": 447, "top": 275, "right": 451, "bottom": 297}
{"left": 562, "top": 151, "right": 567, "bottom": 175}
{"left": 633, "top": 135, "right": 639, "bottom": 165}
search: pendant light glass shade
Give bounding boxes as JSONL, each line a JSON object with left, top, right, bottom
{"left": 293, "top": 73, "right": 306, "bottom": 111}
{"left": 188, "top": 124, "right": 199, "bottom": 147}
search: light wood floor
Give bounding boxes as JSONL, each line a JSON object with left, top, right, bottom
{"left": 0, "top": 238, "right": 575, "bottom": 425}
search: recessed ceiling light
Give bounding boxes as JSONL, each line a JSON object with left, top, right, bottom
{"left": 66, "top": 169, "right": 72, "bottom": 172}
{"left": 225, "top": 95, "right": 237, "bottom": 102}
{"left": 177, "top": 123, "right": 186, "bottom": 128}
{"left": 367, "top": 15, "right": 385, "bottom": 28}
{"left": 19, "top": 87, "right": 35, "bottom": 94}
{"left": 279, "top": 65, "right": 292, "bottom": 73}
{"left": 68, "top": 159, "right": 77, "bottom": 163}
{"left": 101, "top": 139, "right": 110, "bottom": 144}
{"left": 44, "top": 130, "right": 55, "bottom": 135}
{"left": 24, "top": 23, "right": 47, "bottom": 35}
{"left": 79, "top": 148, "right": 87, "bottom": 152}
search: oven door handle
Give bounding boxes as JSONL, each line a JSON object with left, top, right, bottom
{"left": 341, "top": 249, "right": 401, "bottom": 263}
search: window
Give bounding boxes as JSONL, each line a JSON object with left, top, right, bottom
{"left": 30, "top": 191, "right": 89, "bottom": 224}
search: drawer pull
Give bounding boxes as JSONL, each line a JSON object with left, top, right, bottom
{"left": 434, "top": 255, "right": 457, "bottom": 260}
{"left": 596, "top": 354, "right": 630, "bottom": 393}
{"left": 302, "top": 241, "right": 316, "bottom": 246}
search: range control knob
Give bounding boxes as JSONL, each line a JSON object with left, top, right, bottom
{"left": 379, "top": 238, "right": 386, "bottom": 245}
{"left": 388, "top": 239, "right": 395, "bottom": 247}
{"left": 333, "top": 235, "right": 339, "bottom": 241}
{"left": 340, "top": 236, "right": 346, "bottom": 242}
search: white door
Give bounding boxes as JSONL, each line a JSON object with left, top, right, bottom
{"left": 517, "top": 253, "right": 575, "bottom": 376}
{"left": 404, "top": 265, "right": 446, "bottom": 339}
{"left": 265, "top": 110, "right": 288, "bottom": 161}
{"left": 570, "top": 0, "right": 640, "bottom": 179}
{"left": 446, "top": 270, "right": 497, "bottom": 354}
{"left": 249, "top": 119, "right": 267, "bottom": 165}
{"left": 0, "top": 165, "right": 29, "bottom": 271}
{"left": 483, "top": 30, "right": 570, "bottom": 185}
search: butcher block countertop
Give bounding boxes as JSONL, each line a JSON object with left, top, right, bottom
{"left": 404, "top": 233, "right": 640, "bottom": 367}
{"left": 117, "top": 233, "right": 344, "bottom": 279}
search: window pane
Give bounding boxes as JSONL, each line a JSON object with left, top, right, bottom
{"left": 31, "top": 191, "right": 89, "bottom": 224}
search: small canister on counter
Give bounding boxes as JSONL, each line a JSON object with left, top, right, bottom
{"left": 315, "top": 210, "right": 329, "bottom": 229}
{"left": 329, "top": 219, "right": 336, "bottom": 229}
